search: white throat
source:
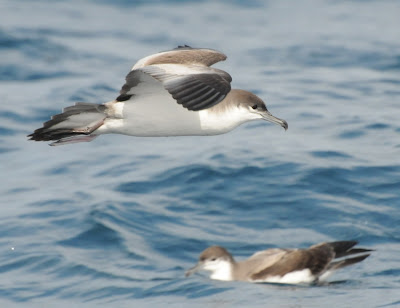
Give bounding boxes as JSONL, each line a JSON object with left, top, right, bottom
{"left": 208, "top": 260, "right": 234, "bottom": 281}
{"left": 198, "top": 107, "right": 261, "bottom": 135}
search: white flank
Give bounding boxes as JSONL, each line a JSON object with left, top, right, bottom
{"left": 257, "top": 269, "right": 315, "bottom": 284}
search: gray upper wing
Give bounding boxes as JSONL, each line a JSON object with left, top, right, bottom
{"left": 132, "top": 46, "right": 228, "bottom": 69}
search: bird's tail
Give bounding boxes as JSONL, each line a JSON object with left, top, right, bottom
{"left": 327, "top": 241, "right": 373, "bottom": 271}
{"left": 315, "top": 241, "right": 372, "bottom": 282}
{"left": 28, "top": 102, "right": 107, "bottom": 146}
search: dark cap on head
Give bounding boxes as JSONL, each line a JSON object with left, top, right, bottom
{"left": 199, "top": 246, "right": 234, "bottom": 262}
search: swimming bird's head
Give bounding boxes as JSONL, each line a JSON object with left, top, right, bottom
{"left": 185, "top": 246, "right": 234, "bottom": 281}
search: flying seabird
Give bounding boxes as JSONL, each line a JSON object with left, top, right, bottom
{"left": 28, "top": 45, "right": 288, "bottom": 146}
{"left": 185, "top": 241, "right": 372, "bottom": 284}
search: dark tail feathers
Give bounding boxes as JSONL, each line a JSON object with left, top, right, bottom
{"left": 327, "top": 241, "right": 373, "bottom": 271}
{"left": 28, "top": 103, "right": 107, "bottom": 146}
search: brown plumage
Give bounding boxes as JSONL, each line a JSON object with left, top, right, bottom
{"left": 186, "top": 241, "right": 372, "bottom": 284}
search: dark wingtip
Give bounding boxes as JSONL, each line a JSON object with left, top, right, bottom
{"left": 282, "top": 120, "right": 288, "bottom": 131}
{"left": 347, "top": 248, "right": 375, "bottom": 254}
{"left": 176, "top": 44, "right": 192, "bottom": 49}
{"left": 116, "top": 93, "right": 133, "bottom": 102}
{"left": 27, "top": 129, "right": 45, "bottom": 141}
{"left": 336, "top": 253, "right": 371, "bottom": 268}
{"left": 328, "top": 241, "right": 373, "bottom": 259}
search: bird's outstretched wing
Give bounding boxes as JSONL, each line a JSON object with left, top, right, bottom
{"left": 115, "top": 47, "right": 232, "bottom": 111}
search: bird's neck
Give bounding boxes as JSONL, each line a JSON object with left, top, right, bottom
{"left": 198, "top": 102, "right": 251, "bottom": 135}
{"left": 210, "top": 261, "right": 234, "bottom": 281}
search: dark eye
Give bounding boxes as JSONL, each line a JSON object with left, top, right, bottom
{"left": 252, "top": 105, "right": 258, "bottom": 110}
{"left": 211, "top": 258, "right": 216, "bottom": 261}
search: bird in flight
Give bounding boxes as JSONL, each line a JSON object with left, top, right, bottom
{"left": 29, "top": 45, "right": 288, "bottom": 146}
{"left": 185, "top": 241, "right": 372, "bottom": 284}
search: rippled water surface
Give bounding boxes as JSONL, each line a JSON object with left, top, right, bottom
{"left": 1, "top": 0, "right": 400, "bottom": 307}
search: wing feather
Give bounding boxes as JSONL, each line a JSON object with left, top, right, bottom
{"left": 117, "top": 63, "right": 232, "bottom": 111}
{"left": 250, "top": 246, "right": 334, "bottom": 280}
{"left": 132, "top": 46, "right": 227, "bottom": 69}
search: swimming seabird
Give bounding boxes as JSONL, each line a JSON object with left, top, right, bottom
{"left": 28, "top": 45, "right": 288, "bottom": 146}
{"left": 185, "top": 241, "right": 372, "bottom": 284}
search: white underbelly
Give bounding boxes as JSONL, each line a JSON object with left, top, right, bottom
{"left": 97, "top": 94, "right": 206, "bottom": 136}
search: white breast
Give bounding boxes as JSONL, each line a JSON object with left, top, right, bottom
{"left": 198, "top": 107, "right": 255, "bottom": 135}
{"left": 208, "top": 261, "right": 234, "bottom": 281}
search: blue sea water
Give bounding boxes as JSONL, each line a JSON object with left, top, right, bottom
{"left": 1, "top": 0, "right": 400, "bottom": 307}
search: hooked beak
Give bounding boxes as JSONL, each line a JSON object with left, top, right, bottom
{"left": 260, "top": 110, "right": 288, "bottom": 130}
{"left": 185, "top": 263, "right": 202, "bottom": 277}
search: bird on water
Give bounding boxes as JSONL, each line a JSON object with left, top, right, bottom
{"left": 186, "top": 241, "right": 372, "bottom": 284}
{"left": 28, "top": 45, "right": 288, "bottom": 146}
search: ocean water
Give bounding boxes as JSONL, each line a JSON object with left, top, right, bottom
{"left": 1, "top": 0, "right": 400, "bottom": 307}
